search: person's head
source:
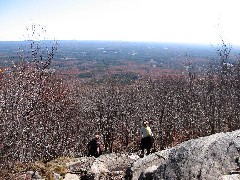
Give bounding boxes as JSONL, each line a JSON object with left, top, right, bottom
{"left": 143, "top": 121, "right": 149, "bottom": 127}
{"left": 95, "top": 135, "right": 100, "bottom": 140}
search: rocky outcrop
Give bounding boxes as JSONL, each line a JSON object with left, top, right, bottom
{"left": 65, "top": 153, "right": 139, "bottom": 179}
{"left": 127, "top": 129, "right": 240, "bottom": 179}
{"left": 64, "top": 129, "right": 240, "bottom": 179}
{"left": 14, "top": 129, "right": 240, "bottom": 180}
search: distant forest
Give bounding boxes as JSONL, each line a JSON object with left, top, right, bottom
{"left": 0, "top": 40, "right": 233, "bottom": 80}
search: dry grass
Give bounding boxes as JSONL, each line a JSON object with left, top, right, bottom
{"left": 0, "top": 157, "right": 74, "bottom": 180}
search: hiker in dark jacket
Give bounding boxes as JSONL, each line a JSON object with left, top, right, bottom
{"left": 87, "top": 135, "right": 102, "bottom": 158}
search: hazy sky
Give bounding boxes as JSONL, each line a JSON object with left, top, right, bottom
{"left": 0, "top": 0, "right": 240, "bottom": 44}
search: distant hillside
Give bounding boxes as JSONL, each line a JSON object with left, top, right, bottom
{"left": 0, "top": 40, "right": 219, "bottom": 79}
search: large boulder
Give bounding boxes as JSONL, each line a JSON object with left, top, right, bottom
{"left": 127, "top": 129, "right": 240, "bottom": 179}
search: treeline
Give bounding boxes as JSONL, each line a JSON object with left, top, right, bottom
{"left": 1, "top": 39, "right": 240, "bottom": 178}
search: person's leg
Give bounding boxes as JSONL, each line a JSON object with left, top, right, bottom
{"left": 145, "top": 136, "right": 151, "bottom": 155}
{"left": 140, "top": 138, "right": 145, "bottom": 157}
{"left": 146, "top": 148, "right": 150, "bottom": 155}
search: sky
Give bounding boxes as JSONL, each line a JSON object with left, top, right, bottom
{"left": 0, "top": 0, "right": 240, "bottom": 45}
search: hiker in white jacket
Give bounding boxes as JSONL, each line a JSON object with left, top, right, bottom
{"left": 140, "top": 121, "right": 153, "bottom": 157}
